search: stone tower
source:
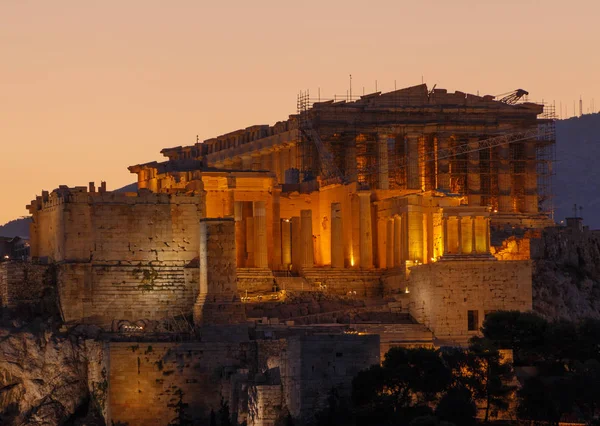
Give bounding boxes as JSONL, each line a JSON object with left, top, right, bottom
{"left": 193, "top": 218, "right": 246, "bottom": 326}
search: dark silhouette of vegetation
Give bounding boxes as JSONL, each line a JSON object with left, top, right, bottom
{"left": 167, "top": 388, "right": 192, "bottom": 426}
{"left": 350, "top": 344, "right": 502, "bottom": 426}
{"left": 482, "top": 311, "right": 600, "bottom": 425}
{"left": 218, "top": 397, "right": 231, "bottom": 426}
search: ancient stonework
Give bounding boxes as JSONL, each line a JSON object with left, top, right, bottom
{"left": 0, "top": 84, "right": 556, "bottom": 425}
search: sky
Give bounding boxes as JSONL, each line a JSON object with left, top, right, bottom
{"left": 1, "top": 0, "right": 599, "bottom": 225}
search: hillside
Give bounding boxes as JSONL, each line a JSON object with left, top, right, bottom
{"left": 555, "top": 113, "right": 600, "bottom": 229}
{"left": 0, "top": 217, "right": 31, "bottom": 238}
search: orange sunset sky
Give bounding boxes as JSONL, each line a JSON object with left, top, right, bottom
{"left": 1, "top": 0, "right": 598, "bottom": 225}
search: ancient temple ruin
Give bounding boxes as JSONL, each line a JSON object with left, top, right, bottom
{"left": 1, "top": 84, "right": 554, "bottom": 425}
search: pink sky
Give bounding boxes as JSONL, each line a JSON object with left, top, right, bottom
{"left": 1, "top": 0, "right": 598, "bottom": 225}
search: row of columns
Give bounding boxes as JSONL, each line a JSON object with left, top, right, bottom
{"left": 442, "top": 215, "right": 491, "bottom": 255}
{"left": 345, "top": 132, "right": 539, "bottom": 215}
{"left": 234, "top": 201, "right": 269, "bottom": 269}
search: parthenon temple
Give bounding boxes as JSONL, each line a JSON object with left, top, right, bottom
{"left": 127, "top": 84, "right": 553, "bottom": 276}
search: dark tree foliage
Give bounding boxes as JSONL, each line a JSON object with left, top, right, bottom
{"left": 218, "top": 398, "right": 231, "bottom": 426}
{"left": 434, "top": 387, "right": 476, "bottom": 426}
{"left": 315, "top": 387, "right": 354, "bottom": 426}
{"left": 468, "top": 337, "right": 516, "bottom": 423}
{"left": 482, "top": 311, "right": 600, "bottom": 424}
{"left": 351, "top": 347, "right": 452, "bottom": 426}
{"left": 167, "top": 388, "right": 193, "bottom": 426}
{"left": 480, "top": 310, "right": 548, "bottom": 365}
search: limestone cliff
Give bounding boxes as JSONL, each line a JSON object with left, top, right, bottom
{"left": 0, "top": 321, "right": 105, "bottom": 426}
{"left": 533, "top": 227, "right": 600, "bottom": 320}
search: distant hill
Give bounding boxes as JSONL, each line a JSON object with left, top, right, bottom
{"left": 0, "top": 217, "right": 31, "bottom": 238}
{"left": 555, "top": 113, "right": 600, "bottom": 229}
{"left": 113, "top": 182, "right": 137, "bottom": 193}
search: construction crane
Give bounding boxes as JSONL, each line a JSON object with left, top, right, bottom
{"left": 496, "top": 89, "right": 529, "bottom": 105}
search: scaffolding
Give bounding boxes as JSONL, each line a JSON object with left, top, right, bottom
{"left": 536, "top": 102, "right": 557, "bottom": 218}
{"left": 295, "top": 87, "right": 555, "bottom": 215}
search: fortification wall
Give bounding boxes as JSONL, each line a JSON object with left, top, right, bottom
{"left": 57, "top": 262, "right": 197, "bottom": 327}
{"left": 30, "top": 189, "right": 203, "bottom": 263}
{"left": 107, "top": 341, "right": 253, "bottom": 426}
{"left": 408, "top": 260, "right": 532, "bottom": 340}
{"left": 0, "top": 261, "right": 49, "bottom": 309}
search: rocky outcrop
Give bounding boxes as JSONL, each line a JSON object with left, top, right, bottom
{"left": 0, "top": 321, "right": 105, "bottom": 426}
{"left": 532, "top": 226, "right": 600, "bottom": 320}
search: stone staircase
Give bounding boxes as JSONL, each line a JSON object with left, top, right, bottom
{"left": 236, "top": 268, "right": 275, "bottom": 294}
{"left": 274, "top": 276, "right": 310, "bottom": 292}
{"left": 299, "top": 267, "right": 383, "bottom": 296}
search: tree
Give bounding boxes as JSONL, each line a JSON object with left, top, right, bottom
{"left": 468, "top": 337, "right": 516, "bottom": 423}
{"left": 167, "top": 388, "right": 192, "bottom": 426}
{"left": 315, "top": 387, "right": 354, "bottom": 426}
{"left": 572, "top": 359, "right": 600, "bottom": 425}
{"left": 434, "top": 387, "right": 476, "bottom": 426}
{"left": 218, "top": 397, "right": 231, "bottom": 426}
{"left": 518, "top": 375, "right": 576, "bottom": 426}
{"left": 352, "top": 347, "right": 452, "bottom": 426}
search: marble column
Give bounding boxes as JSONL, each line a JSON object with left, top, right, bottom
{"left": 386, "top": 218, "right": 394, "bottom": 268}
{"left": 345, "top": 138, "right": 358, "bottom": 182}
{"left": 407, "top": 209, "right": 424, "bottom": 262}
{"left": 498, "top": 144, "right": 512, "bottom": 212}
{"left": 468, "top": 138, "right": 481, "bottom": 206}
{"left": 442, "top": 216, "right": 449, "bottom": 255}
{"left": 253, "top": 201, "right": 268, "bottom": 268}
{"left": 358, "top": 192, "right": 373, "bottom": 268}
{"left": 300, "top": 209, "right": 314, "bottom": 268}
{"left": 272, "top": 148, "right": 281, "bottom": 183}
{"left": 377, "top": 133, "right": 390, "bottom": 190}
{"left": 272, "top": 190, "right": 282, "bottom": 269}
{"left": 280, "top": 147, "right": 290, "bottom": 183}
{"left": 289, "top": 144, "right": 297, "bottom": 170}
{"left": 457, "top": 216, "right": 463, "bottom": 255}
{"left": 524, "top": 141, "right": 538, "bottom": 213}
{"left": 234, "top": 201, "right": 245, "bottom": 267}
{"left": 394, "top": 215, "right": 402, "bottom": 267}
{"left": 471, "top": 216, "right": 477, "bottom": 254}
{"left": 437, "top": 135, "right": 450, "bottom": 191}
{"left": 281, "top": 219, "right": 292, "bottom": 268}
{"left": 291, "top": 216, "right": 301, "bottom": 271}
{"left": 406, "top": 134, "right": 420, "bottom": 189}
{"left": 330, "top": 203, "right": 344, "bottom": 268}
{"left": 485, "top": 216, "right": 491, "bottom": 253}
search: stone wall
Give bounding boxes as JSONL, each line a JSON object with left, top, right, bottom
{"left": 107, "top": 341, "right": 253, "bottom": 426}
{"left": 57, "top": 262, "right": 197, "bottom": 327}
{"left": 408, "top": 260, "right": 532, "bottom": 341}
{"left": 30, "top": 189, "right": 203, "bottom": 263}
{"left": 0, "top": 261, "right": 49, "bottom": 309}
{"left": 281, "top": 334, "right": 380, "bottom": 423}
